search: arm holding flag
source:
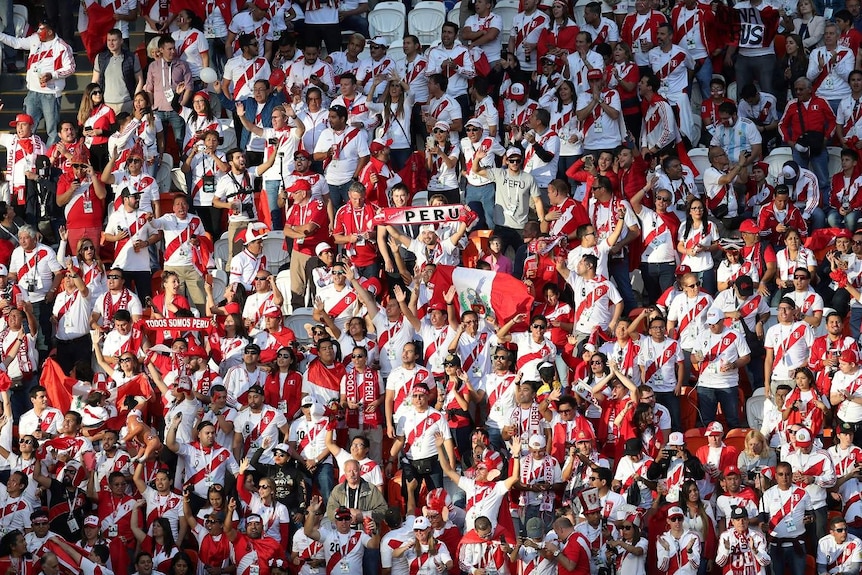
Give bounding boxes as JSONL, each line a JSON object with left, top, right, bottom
{"left": 495, "top": 312, "right": 527, "bottom": 343}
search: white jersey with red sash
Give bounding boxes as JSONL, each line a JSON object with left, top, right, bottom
{"left": 178, "top": 442, "right": 237, "bottom": 498}
{"left": 571, "top": 275, "right": 621, "bottom": 335}
{"left": 388, "top": 366, "right": 433, "bottom": 415}
{"left": 232, "top": 57, "right": 268, "bottom": 100}
{"left": 656, "top": 530, "right": 701, "bottom": 574}
{"left": 511, "top": 10, "right": 549, "bottom": 71}
{"left": 784, "top": 448, "right": 835, "bottom": 508}
{"left": 641, "top": 338, "right": 680, "bottom": 392}
{"left": 292, "top": 417, "right": 330, "bottom": 462}
{"left": 649, "top": 45, "right": 691, "bottom": 97}
{"left": 768, "top": 321, "right": 810, "bottom": 376}
{"left": 669, "top": 293, "right": 711, "bottom": 349}
{"left": 1, "top": 134, "right": 46, "bottom": 204}
{"left": 818, "top": 537, "right": 862, "bottom": 575}
{"left": 763, "top": 485, "right": 809, "bottom": 537}
{"left": 321, "top": 529, "right": 368, "bottom": 575}
{"left": 160, "top": 214, "right": 206, "bottom": 268}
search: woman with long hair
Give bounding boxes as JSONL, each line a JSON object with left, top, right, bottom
{"left": 425, "top": 121, "right": 461, "bottom": 204}
{"left": 0, "top": 201, "right": 21, "bottom": 246}
{"left": 236, "top": 460, "right": 291, "bottom": 543}
{"left": 677, "top": 197, "right": 720, "bottom": 294}
{"left": 167, "top": 552, "right": 193, "bottom": 575}
{"left": 131, "top": 504, "right": 178, "bottom": 574}
{"left": 0, "top": 412, "right": 39, "bottom": 507}
{"left": 606, "top": 518, "right": 647, "bottom": 575}
{"left": 57, "top": 229, "right": 107, "bottom": 302}
{"left": 781, "top": 367, "right": 829, "bottom": 436}
{"left": 93, "top": 347, "right": 144, "bottom": 389}
{"left": 737, "top": 429, "right": 777, "bottom": 487}
{"left": 206, "top": 311, "right": 251, "bottom": 374}
{"left": 550, "top": 80, "right": 581, "bottom": 180}
{"left": 183, "top": 491, "right": 231, "bottom": 575}
{"left": 392, "top": 516, "right": 454, "bottom": 573}
{"left": 195, "top": 484, "right": 238, "bottom": 528}
{"left": 173, "top": 83, "right": 222, "bottom": 159}
{"left": 775, "top": 228, "right": 818, "bottom": 300}
{"left": 537, "top": 0, "right": 578, "bottom": 59}
{"left": 264, "top": 347, "right": 303, "bottom": 418}
{"left": 779, "top": 34, "right": 809, "bottom": 107}
{"left": 78, "top": 83, "right": 116, "bottom": 172}
{"left": 574, "top": 352, "right": 610, "bottom": 420}
{"left": 679, "top": 479, "right": 717, "bottom": 575}
{"left": 789, "top": 0, "right": 826, "bottom": 49}
{"left": 618, "top": 402, "right": 663, "bottom": 459}
{"left": 149, "top": 271, "right": 193, "bottom": 345}
{"left": 437, "top": 353, "right": 475, "bottom": 467}
{"left": 566, "top": 150, "right": 620, "bottom": 197}
{"left": 367, "top": 76, "right": 414, "bottom": 171}
{"left": 0, "top": 530, "right": 30, "bottom": 575}
{"left": 607, "top": 42, "right": 640, "bottom": 140}
{"left": 131, "top": 91, "right": 165, "bottom": 179}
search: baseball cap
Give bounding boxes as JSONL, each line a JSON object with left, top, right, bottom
{"left": 509, "top": 83, "right": 526, "bottom": 98}
{"left": 9, "top": 113, "right": 34, "bottom": 127}
{"left": 0, "top": 264, "right": 8, "bottom": 276}
{"left": 442, "top": 353, "right": 461, "bottom": 367}
{"left": 666, "top": 432, "right": 685, "bottom": 446}
{"left": 735, "top": 275, "right": 754, "bottom": 297}
{"left": 667, "top": 506, "right": 684, "bottom": 519}
{"left": 272, "top": 443, "right": 290, "bottom": 454}
{"left": 841, "top": 349, "right": 858, "bottom": 364}
{"left": 730, "top": 506, "right": 747, "bottom": 520}
{"left": 84, "top": 515, "right": 99, "bottom": 527}
{"left": 315, "top": 242, "right": 333, "bottom": 256}
{"left": 243, "top": 225, "right": 269, "bottom": 245}
{"left": 334, "top": 506, "right": 352, "bottom": 521}
{"left": 675, "top": 264, "right": 692, "bottom": 276}
{"left": 465, "top": 118, "right": 484, "bottom": 129}
{"left": 369, "top": 137, "right": 393, "bottom": 154}
{"left": 541, "top": 54, "right": 557, "bottom": 64}
{"left": 369, "top": 36, "right": 389, "bottom": 47}
{"left": 705, "top": 422, "right": 724, "bottom": 436}
{"left": 433, "top": 120, "right": 450, "bottom": 132}
{"left": 795, "top": 427, "right": 813, "bottom": 447}
{"left": 528, "top": 434, "right": 546, "bottom": 449}
{"left": 705, "top": 308, "right": 723, "bottom": 326}
{"left": 426, "top": 302, "right": 446, "bottom": 312}
{"left": 301, "top": 396, "right": 314, "bottom": 407}
{"left": 412, "top": 516, "right": 431, "bottom": 530}
{"left": 838, "top": 421, "right": 856, "bottom": 434}
{"left": 247, "top": 384, "right": 264, "bottom": 396}
{"left": 624, "top": 438, "right": 642, "bottom": 456}
{"left": 724, "top": 465, "right": 741, "bottom": 477}
{"left": 244, "top": 343, "right": 261, "bottom": 354}
{"left": 505, "top": 147, "right": 523, "bottom": 158}
{"left": 739, "top": 219, "right": 760, "bottom": 234}
{"left": 287, "top": 179, "right": 312, "bottom": 194}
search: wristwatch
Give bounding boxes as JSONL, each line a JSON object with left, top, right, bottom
{"left": 553, "top": 550, "right": 561, "bottom": 558}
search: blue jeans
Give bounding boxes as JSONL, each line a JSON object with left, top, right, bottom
{"left": 465, "top": 182, "right": 496, "bottom": 228}
{"left": 655, "top": 391, "right": 682, "bottom": 432}
{"left": 339, "top": 14, "right": 369, "bottom": 37}
{"left": 693, "top": 57, "right": 713, "bottom": 100}
{"left": 329, "top": 181, "right": 353, "bottom": 212}
{"left": 207, "top": 37, "right": 227, "bottom": 77}
{"left": 313, "top": 462, "right": 334, "bottom": 501}
{"left": 642, "top": 261, "right": 676, "bottom": 305}
{"left": 264, "top": 180, "right": 284, "bottom": 230}
{"left": 156, "top": 110, "right": 185, "bottom": 151}
{"left": 768, "top": 542, "right": 806, "bottom": 575}
{"left": 792, "top": 147, "right": 831, "bottom": 206}
{"left": 609, "top": 257, "right": 638, "bottom": 314}
{"left": 852, "top": 306, "right": 862, "bottom": 341}
{"left": 826, "top": 208, "right": 860, "bottom": 230}
{"left": 24, "top": 92, "right": 60, "bottom": 146}
{"left": 735, "top": 54, "right": 777, "bottom": 97}
{"left": 697, "top": 386, "right": 741, "bottom": 429}
{"left": 487, "top": 426, "right": 505, "bottom": 452}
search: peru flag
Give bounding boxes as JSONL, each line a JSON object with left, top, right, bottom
{"left": 428, "top": 265, "right": 534, "bottom": 326}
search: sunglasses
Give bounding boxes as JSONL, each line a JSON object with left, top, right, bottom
{"left": 244, "top": 350, "right": 260, "bottom": 355}
{"left": 107, "top": 275, "right": 122, "bottom": 279}
{"left": 668, "top": 517, "right": 683, "bottom": 522}
{"left": 127, "top": 158, "right": 143, "bottom": 163}
{"left": 336, "top": 517, "right": 351, "bottom": 522}
{"left": 590, "top": 360, "right": 604, "bottom": 365}
{"left": 277, "top": 353, "right": 292, "bottom": 359}
{"left": 531, "top": 324, "right": 547, "bottom": 330}
{"left": 432, "top": 128, "right": 448, "bottom": 134}
{"left": 332, "top": 271, "right": 346, "bottom": 276}
{"left": 683, "top": 283, "right": 699, "bottom": 289}
{"left": 83, "top": 245, "right": 95, "bottom": 250}
{"left": 18, "top": 439, "right": 33, "bottom": 445}
{"left": 620, "top": 525, "right": 634, "bottom": 530}
{"left": 90, "top": 91, "right": 102, "bottom": 95}
{"left": 494, "top": 355, "right": 509, "bottom": 360}
{"left": 834, "top": 528, "right": 847, "bottom": 532}
{"left": 255, "top": 276, "right": 269, "bottom": 281}
{"left": 204, "top": 519, "right": 215, "bottom": 524}
{"left": 507, "top": 157, "right": 522, "bottom": 163}
{"left": 258, "top": 485, "right": 271, "bottom": 490}
{"left": 352, "top": 354, "right": 366, "bottom": 359}
{"left": 793, "top": 275, "right": 809, "bottom": 279}
{"left": 466, "top": 127, "right": 481, "bottom": 132}
{"left": 119, "top": 357, "right": 134, "bottom": 363}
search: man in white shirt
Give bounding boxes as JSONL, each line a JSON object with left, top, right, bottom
{"left": 817, "top": 517, "right": 862, "bottom": 574}
{"left": 759, "top": 461, "right": 813, "bottom": 575}
{"left": 51, "top": 262, "right": 93, "bottom": 373}
{"left": 764, "top": 297, "right": 815, "bottom": 396}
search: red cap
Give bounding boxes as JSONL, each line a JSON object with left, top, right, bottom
{"left": 369, "top": 138, "right": 393, "bottom": 154}
{"left": 739, "top": 219, "right": 760, "bottom": 234}
{"left": 574, "top": 429, "right": 594, "bottom": 442}
{"left": 186, "top": 341, "right": 208, "bottom": 359}
{"left": 269, "top": 68, "right": 286, "bottom": 88}
{"left": 294, "top": 149, "right": 312, "bottom": 160}
{"left": 841, "top": 349, "right": 858, "bottom": 364}
{"left": 287, "top": 179, "right": 312, "bottom": 193}
{"left": 675, "top": 264, "right": 692, "bottom": 276}
{"left": 9, "top": 113, "right": 34, "bottom": 127}
{"left": 724, "top": 465, "right": 741, "bottom": 477}
{"left": 426, "top": 302, "right": 446, "bottom": 312}
{"left": 837, "top": 229, "right": 852, "bottom": 239}
{"left": 586, "top": 69, "right": 603, "bottom": 81}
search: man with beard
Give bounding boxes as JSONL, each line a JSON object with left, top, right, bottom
{"left": 224, "top": 498, "right": 286, "bottom": 575}
{"left": 33, "top": 459, "right": 87, "bottom": 540}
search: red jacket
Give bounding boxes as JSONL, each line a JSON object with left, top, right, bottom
{"left": 831, "top": 170, "right": 862, "bottom": 209}
{"left": 537, "top": 22, "right": 579, "bottom": 61}
{"left": 778, "top": 96, "right": 837, "bottom": 144}
{"left": 757, "top": 201, "right": 808, "bottom": 245}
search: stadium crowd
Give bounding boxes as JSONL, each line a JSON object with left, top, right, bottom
{"left": 5, "top": 0, "right": 862, "bottom": 573}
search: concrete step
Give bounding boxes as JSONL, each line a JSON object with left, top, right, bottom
{"left": 1, "top": 70, "right": 94, "bottom": 93}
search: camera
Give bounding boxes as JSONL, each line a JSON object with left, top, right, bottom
{"left": 142, "top": 107, "right": 152, "bottom": 115}
{"left": 268, "top": 138, "right": 278, "bottom": 145}
{"left": 26, "top": 281, "right": 35, "bottom": 292}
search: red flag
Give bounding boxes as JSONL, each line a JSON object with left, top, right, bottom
{"left": 40, "top": 539, "right": 91, "bottom": 575}
{"left": 254, "top": 190, "right": 273, "bottom": 230}
{"left": 429, "top": 265, "right": 534, "bottom": 326}
{"left": 80, "top": 3, "right": 116, "bottom": 62}
{"left": 39, "top": 358, "right": 75, "bottom": 414}
{"left": 114, "top": 373, "right": 153, "bottom": 408}
{"left": 805, "top": 227, "right": 844, "bottom": 252}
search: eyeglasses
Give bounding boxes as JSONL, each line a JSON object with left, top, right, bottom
{"left": 332, "top": 271, "right": 346, "bottom": 276}
{"left": 466, "top": 127, "right": 481, "bottom": 132}
{"left": 668, "top": 517, "right": 683, "bottom": 522}
{"left": 107, "top": 275, "right": 122, "bottom": 280}
{"left": 531, "top": 324, "right": 547, "bottom": 330}
{"left": 277, "top": 353, "right": 291, "bottom": 359}
{"left": 127, "top": 158, "right": 143, "bottom": 164}
{"left": 854, "top": 240, "right": 862, "bottom": 245}
{"left": 352, "top": 354, "right": 366, "bottom": 359}
{"left": 244, "top": 351, "right": 260, "bottom": 355}
{"left": 336, "top": 517, "right": 351, "bottom": 522}
{"left": 119, "top": 357, "right": 134, "bottom": 363}
{"left": 494, "top": 355, "right": 509, "bottom": 360}
{"left": 18, "top": 439, "right": 33, "bottom": 445}
{"left": 83, "top": 245, "right": 95, "bottom": 251}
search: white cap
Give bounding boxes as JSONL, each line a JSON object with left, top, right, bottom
{"left": 705, "top": 421, "right": 724, "bottom": 436}
{"left": 782, "top": 165, "right": 798, "bottom": 179}
{"left": 705, "top": 308, "right": 723, "bottom": 326}
{"left": 666, "top": 432, "right": 685, "bottom": 446}
{"left": 315, "top": 242, "right": 333, "bottom": 256}
{"left": 0, "top": 264, "right": 7, "bottom": 276}
{"left": 419, "top": 224, "right": 436, "bottom": 234}
{"left": 243, "top": 224, "right": 269, "bottom": 245}
{"left": 412, "top": 516, "right": 431, "bottom": 530}
{"left": 368, "top": 36, "right": 389, "bottom": 47}
{"left": 528, "top": 434, "right": 546, "bottom": 449}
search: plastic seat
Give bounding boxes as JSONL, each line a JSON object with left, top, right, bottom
{"left": 13, "top": 4, "right": 28, "bottom": 37}
{"left": 412, "top": 190, "right": 429, "bottom": 206}
{"left": 218, "top": 119, "right": 237, "bottom": 153}
{"left": 284, "top": 312, "right": 315, "bottom": 342}
{"left": 725, "top": 427, "right": 751, "bottom": 439}
{"left": 211, "top": 269, "right": 228, "bottom": 303}
{"left": 447, "top": 1, "right": 461, "bottom": 23}
{"left": 574, "top": 0, "right": 591, "bottom": 26}
{"left": 170, "top": 168, "right": 188, "bottom": 194}
{"left": 494, "top": 0, "right": 519, "bottom": 45}
{"left": 408, "top": 2, "right": 447, "bottom": 48}
{"left": 746, "top": 395, "right": 765, "bottom": 430}
{"left": 213, "top": 238, "right": 230, "bottom": 271}
{"left": 369, "top": 1, "right": 406, "bottom": 46}
{"left": 686, "top": 148, "right": 711, "bottom": 184}
{"left": 727, "top": 81, "right": 737, "bottom": 101}
{"left": 828, "top": 146, "right": 843, "bottom": 178}
{"left": 261, "top": 231, "right": 289, "bottom": 274}
{"left": 387, "top": 44, "right": 406, "bottom": 64}
{"left": 765, "top": 147, "right": 794, "bottom": 181}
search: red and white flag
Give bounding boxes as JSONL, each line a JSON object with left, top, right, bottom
{"left": 429, "top": 265, "right": 534, "bottom": 326}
